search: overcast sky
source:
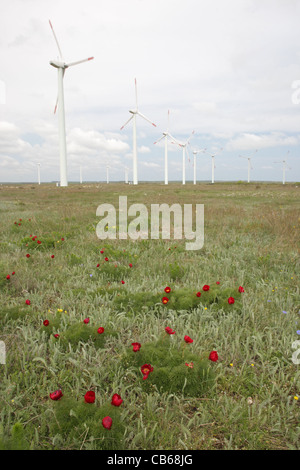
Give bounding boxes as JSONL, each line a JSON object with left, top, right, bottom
{"left": 0, "top": 0, "right": 299, "bottom": 183}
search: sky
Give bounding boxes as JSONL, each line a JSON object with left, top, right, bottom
{"left": 0, "top": 0, "right": 300, "bottom": 183}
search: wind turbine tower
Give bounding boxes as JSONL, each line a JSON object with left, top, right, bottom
{"left": 204, "top": 148, "right": 223, "bottom": 184}
{"left": 274, "top": 151, "right": 290, "bottom": 184}
{"left": 154, "top": 110, "right": 180, "bottom": 185}
{"left": 192, "top": 148, "right": 206, "bottom": 185}
{"left": 49, "top": 20, "right": 94, "bottom": 187}
{"left": 239, "top": 149, "right": 258, "bottom": 183}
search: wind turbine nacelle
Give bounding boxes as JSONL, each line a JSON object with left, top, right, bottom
{"left": 129, "top": 109, "right": 137, "bottom": 114}
{"left": 50, "top": 60, "right": 67, "bottom": 69}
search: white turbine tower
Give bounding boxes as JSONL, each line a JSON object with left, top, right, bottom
{"left": 125, "top": 167, "right": 129, "bottom": 184}
{"left": 239, "top": 149, "right": 258, "bottom": 183}
{"left": 154, "top": 110, "right": 180, "bottom": 185}
{"left": 192, "top": 148, "right": 206, "bottom": 185}
{"left": 37, "top": 163, "right": 41, "bottom": 185}
{"left": 204, "top": 148, "right": 223, "bottom": 184}
{"left": 106, "top": 165, "right": 110, "bottom": 184}
{"left": 79, "top": 166, "right": 83, "bottom": 184}
{"left": 172, "top": 131, "right": 195, "bottom": 185}
{"left": 49, "top": 20, "right": 94, "bottom": 187}
{"left": 274, "top": 151, "right": 290, "bottom": 184}
{"left": 120, "top": 78, "right": 156, "bottom": 185}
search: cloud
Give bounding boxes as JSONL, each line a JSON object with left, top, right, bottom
{"left": 226, "top": 132, "right": 299, "bottom": 151}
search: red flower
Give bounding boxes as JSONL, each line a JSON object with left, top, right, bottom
{"left": 184, "top": 335, "right": 193, "bottom": 344}
{"left": 162, "top": 297, "right": 169, "bottom": 304}
{"left": 51, "top": 255, "right": 55, "bottom": 259}
{"left": 209, "top": 351, "right": 218, "bottom": 362}
{"left": 50, "top": 389, "right": 63, "bottom": 401}
{"left": 43, "top": 320, "right": 49, "bottom": 326}
{"left": 121, "top": 280, "right": 125, "bottom": 284}
{"left": 12, "top": 272, "right": 15, "bottom": 275}
{"left": 6, "top": 275, "right": 10, "bottom": 280}
{"left": 19, "top": 219, "right": 22, "bottom": 221}
{"left": 54, "top": 334, "right": 60, "bottom": 339}
{"left": 111, "top": 393, "right": 123, "bottom": 407}
{"left": 132, "top": 342, "right": 141, "bottom": 352}
{"left": 203, "top": 285, "right": 210, "bottom": 291}
{"left": 129, "top": 263, "right": 133, "bottom": 268}
{"left": 61, "top": 238, "right": 64, "bottom": 241}
{"left": 238, "top": 286, "right": 245, "bottom": 293}
{"left": 97, "top": 327, "right": 104, "bottom": 334}
{"left": 105, "top": 257, "right": 109, "bottom": 261}
{"left": 165, "top": 327, "right": 175, "bottom": 335}
{"left": 37, "top": 240, "right": 41, "bottom": 244}
{"left": 141, "top": 364, "right": 153, "bottom": 380}
{"left": 83, "top": 317, "right": 90, "bottom": 324}
{"left": 25, "top": 299, "right": 31, "bottom": 305}
{"left": 26, "top": 254, "right": 30, "bottom": 258}
{"left": 228, "top": 297, "right": 235, "bottom": 304}
{"left": 84, "top": 391, "right": 95, "bottom": 404}
{"left": 185, "top": 362, "right": 194, "bottom": 368}
{"left": 102, "top": 416, "right": 112, "bottom": 430}
{"left": 216, "top": 281, "right": 220, "bottom": 285}
{"left": 196, "top": 292, "right": 201, "bottom": 297}
{"left": 164, "top": 286, "right": 171, "bottom": 294}
{"left": 100, "top": 250, "right": 104, "bottom": 254}
{"left": 96, "top": 263, "right": 100, "bottom": 267}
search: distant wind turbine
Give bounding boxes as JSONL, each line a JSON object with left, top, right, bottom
{"left": 79, "top": 166, "right": 82, "bottom": 184}
{"left": 106, "top": 165, "right": 110, "bottom": 184}
{"left": 204, "top": 148, "right": 223, "bottom": 184}
{"left": 239, "top": 149, "right": 258, "bottom": 183}
{"left": 125, "top": 167, "right": 129, "bottom": 184}
{"left": 154, "top": 110, "right": 180, "bottom": 185}
{"left": 192, "top": 148, "right": 206, "bottom": 185}
{"left": 37, "top": 163, "right": 41, "bottom": 185}
{"left": 172, "top": 131, "right": 195, "bottom": 185}
{"left": 274, "top": 151, "right": 291, "bottom": 184}
{"left": 49, "top": 20, "right": 94, "bottom": 187}
{"left": 120, "top": 78, "right": 156, "bottom": 185}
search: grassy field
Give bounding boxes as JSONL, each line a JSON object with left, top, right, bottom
{"left": 0, "top": 181, "right": 299, "bottom": 450}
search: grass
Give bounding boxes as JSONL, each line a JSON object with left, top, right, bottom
{"left": 0, "top": 181, "right": 299, "bottom": 450}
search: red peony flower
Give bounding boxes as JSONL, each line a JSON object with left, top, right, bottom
{"left": 61, "top": 238, "right": 64, "bottom": 241}
{"left": 83, "top": 317, "right": 90, "bottom": 324}
{"left": 132, "top": 342, "right": 141, "bottom": 352}
{"left": 209, "top": 351, "right": 218, "bottom": 362}
{"left": 84, "top": 391, "right": 95, "bottom": 404}
{"left": 96, "top": 263, "right": 100, "bottom": 267}
{"left": 50, "top": 389, "right": 63, "bottom": 401}
{"left": 12, "top": 272, "right": 15, "bottom": 275}
{"left": 111, "top": 393, "right": 123, "bottom": 407}
{"left": 238, "top": 286, "right": 245, "bottom": 293}
{"left": 121, "top": 280, "right": 125, "bottom": 284}
{"left": 102, "top": 416, "right": 112, "bottom": 430}
{"left": 141, "top": 363, "right": 153, "bottom": 380}
{"left": 129, "top": 263, "right": 133, "bottom": 268}
{"left": 105, "top": 257, "right": 109, "bottom": 261}
{"left": 196, "top": 292, "right": 201, "bottom": 297}
{"left": 37, "top": 240, "right": 41, "bottom": 244}
{"left": 25, "top": 299, "right": 31, "bottom": 305}
{"left": 165, "top": 326, "right": 175, "bottom": 335}
{"left": 185, "top": 362, "right": 194, "bottom": 368}
{"left": 164, "top": 286, "right": 171, "bottom": 294}
{"left": 216, "top": 281, "right": 220, "bottom": 285}
{"left": 26, "top": 254, "right": 30, "bottom": 258}
{"left": 43, "top": 320, "right": 49, "bottom": 326}
{"left": 228, "top": 297, "right": 235, "bottom": 304}
{"left": 6, "top": 275, "right": 10, "bottom": 280}
{"left": 54, "top": 334, "right": 60, "bottom": 339}
{"left": 100, "top": 250, "right": 104, "bottom": 254}
{"left": 203, "top": 285, "right": 210, "bottom": 291}
{"left": 184, "top": 335, "right": 193, "bottom": 344}
{"left": 51, "top": 255, "right": 55, "bottom": 259}
{"left": 97, "top": 327, "right": 104, "bottom": 334}
{"left": 162, "top": 297, "right": 169, "bottom": 304}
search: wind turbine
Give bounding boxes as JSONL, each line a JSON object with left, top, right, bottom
{"left": 120, "top": 78, "right": 156, "bottom": 185}
{"left": 192, "top": 148, "right": 206, "bottom": 185}
{"left": 204, "top": 148, "right": 223, "bottom": 184}
{"left": 125, "top": 167, "right": 129, "bottom": 184}
{"left": 37, "top": 163, "right": 41, "bottom": 185}
{"left": 274, "top": 151, "right": 291, "bottom": 184}
{"left": 106, "top": 165, "right": 110, "bottom": 184}
{"left": 79, "top": 166, "right": 83, "bottom": 184}
{"left": 239, "top": 149, "right": 258, "bottom": 183}
{"left": 154, "top": 110, "right": 180, "bottom": 185}
{"left": 49, "top": 20, "right": 94, "bottom": 187}
{"left": 172, "top": 131, "right": 195, "bottom": 185}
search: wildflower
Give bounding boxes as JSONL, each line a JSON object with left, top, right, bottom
{"left": 83, "top": 318, "right": 90, "bottom": 324}
{"left": 228, "top": 297, "right": 235, "bottom": 304}
{"left": 105, "top": 257, "right": 109, "bottom": 261}
{"left": 185, "top": 362, "right": 194, "bottom": 368}
{"left": 96, "top": 263, "right": 100, "bottom": 267}
{"left": 100, "top": 250, "right": 104, "bottom": 254}
{"left": 209, "top": 351, "right": 218, "bottom": 362}
{"left": 50, "top": 390, "right": 63, "bottom": 401}
{"left": 12, "top": 272, "right": 15, "bottom": 275}
{"left": 141, "top": 364, "right": 153, "bottom": 380}
{"left": 203, "top": 285, "right": 210, "bottom": 291}
{"left": 184, "top": 335, "right": 193, "bottom": 344}
{"left": 102, "top": 416, "right": 112, "bottom": 430}
{"left": 84, "top": 391, "right": 95, "bottom": 404}
{"left": 37, "top": 240, "right": 41, "bottom": 244}
{"left": 216, "top": 281, "right": 220, "bottom": 285}
{"left": 121, "top": 280, "right": 125, "bottom": 284}
{"left": 165, "top": 327, "right": 175, "bottom": 335}
{"left": 26, "top": 254, "right": 30, "bottom": 258}
{"left": 97, "top": 327, "right": 104, "bottom": 334}
{"left": 25, "top": 299, "right": 31, "bottom": 305}
{"left": 132, "top": 342, "right": 141, "bottom": 352}
{"left": 61, "top": 238, "right": 64, "bottom": 241}
{"left": 111, "top": 394, "right": 123, "bottom": 407}
{"left": 43, "top": 320, "right": 49, "bottom": 326}
{"left": 162, "top": 297, "right": 169, "bottom": 304}
{"left": 238, "top": 286, "right": 245, "bottom": 293}
{"left": 164, "top": 286, "right": 171, "bottom": 294}
{"left": 129, "top": 263, "right": 133, "bottom": 268}
{"left": 51, "top": 255, "right": 55, "bottom": 259}
{"left": 54, "top": 334, "right": 60, "bottom": 339}
{"left": 196, "top": 292, "right": 201, "bottom": 297}
{"left": 294, "top": 396, "right": 299, "bottom": 401}
{"left": 6, "top": 275, "right": 10, "bottom": 280}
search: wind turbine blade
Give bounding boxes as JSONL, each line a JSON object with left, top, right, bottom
{"left": 137, "top": 111, "right": 156, "bottom": 127}
{"left": 168, "top": 133, "right": 181, "bottom": 145}
{"left": 49, "top": 20, "right": 63, "bottom": 60}
{"left": 154, "top": 135, "right": 165, "bottom": 144}
{"left": 186, "top": 130, "right": 195, "bottom": 144}
{"left": 65, "top": 57, "right": 94, "bottom": 67}
{"left": 120, "top": 114, "right": 134, "bottom": 130}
